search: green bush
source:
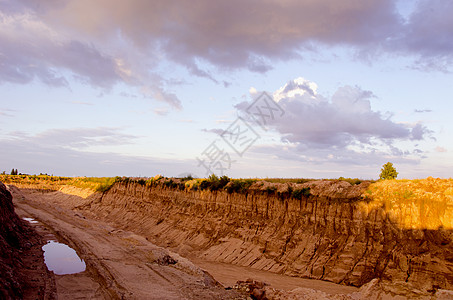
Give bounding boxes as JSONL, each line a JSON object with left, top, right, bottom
{"left": 185, "top": 179, "right": 202, "bottom": 191}
{"left": 225, "top": 179, "right": 255, "bottom": 194}
{"left": 163, "top": 179, "right": 178, "bottom": 189}
{"left": 211, "top": 175, "right": 230, "bottom": 191}
{"left": 338, "top": 177, "right": 362, "bottom": 185}
{"left": 96, "top": 180, "right": 116, "bottom": 193}
{"left": 277, "top": 185, "right": 293, "bottom": 200}
{"left": 265, "top": 186, "right": 277, "bottom": 195}
{"left": 197, "top": 174, "right": 231, "bottom": 191}
{"left": 291, "top": 187, "right": 311, "bottom": 199}
{"left": 199, "top": 179, "right": 211, "bottom": 190}
{"left": 379, "top": 162, "right": 398, "bottom": 180}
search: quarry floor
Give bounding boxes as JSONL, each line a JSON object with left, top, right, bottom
{"left": 11, "top": 187, "right": 358, "bottom": 299}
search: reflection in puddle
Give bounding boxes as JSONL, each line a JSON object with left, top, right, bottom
{"left": 42, "top": 240, "right": 86, "bottom": 275}
{"left": 22, "top": 217, "right": 39, "bottom": 224}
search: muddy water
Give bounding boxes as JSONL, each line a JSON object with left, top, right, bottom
{"left": 42, "top": 240, "right": 86, "bottom": 275}
{"left": 21, "top": 216, "right": 87, "bottom": 275}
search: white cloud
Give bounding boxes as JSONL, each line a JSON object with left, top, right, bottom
{"left": 153, "top": 108, "right": 169, "bottom": 116}
{"left": 273, "top": 77, "right": 318, "bottom": 102}
{"left": 237, "top": 77, "right": 433, "bottom": 165}
{"left": 0, "top": 135, "right": 193, "bottom": 177}
{"left": 435, "top": 146, "right": 447, "bottom": 153}
{"left": 2, "top": 127, "right": 139, "bottom": 150}
{"left": 201, "top": 128, "right": 224, "bottom": 135}
{"left": 270, "top": 79, "right": 413, "bottom": 147}
{"left": 0, "top": 108, "right": 15, "bottom": 117}
{"left": 0, "top": 127, "right": 199, "bottom": 176}
{"left": 414, "top": 109, "right": 432, "bottom": 113}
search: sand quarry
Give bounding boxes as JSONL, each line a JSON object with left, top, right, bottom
{"left": 1, "top": 178, "right": 453, "bottom": 299}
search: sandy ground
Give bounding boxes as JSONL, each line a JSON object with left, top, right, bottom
{"left": 190, "top": 259, "right": 358, "bottom": 295}
{"left": 12, "top": 190, "right": 243, "bottom": 299}
{"left": 11, "top": 187, "right": 359, "bottom": 299}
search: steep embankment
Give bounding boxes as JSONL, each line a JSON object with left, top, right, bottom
{"left": 79, "top": 180, "right": 452, "bottom": 292}
{"left": 0, "top": 182, "right": 55, "bottom": 299}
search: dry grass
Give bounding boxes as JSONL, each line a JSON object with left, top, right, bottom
{"left": 363, "top": 177, "right": 453, "bottom": 229}
{"left": 0, "top": 175, "right": 116, "bottom": 192}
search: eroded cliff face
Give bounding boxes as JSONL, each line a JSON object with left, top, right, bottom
{"left": 0, "top": 182, "right": 55, "bottom": 299}
{"left": 0, "top": 181, "right": 25, "bottom": 299}
{"left": 81, "top": 180, "right": 453, "bottom": 291}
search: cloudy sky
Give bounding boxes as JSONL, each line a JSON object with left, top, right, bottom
{"left": 0, "top": 0, "right": 452, "bottom": 179}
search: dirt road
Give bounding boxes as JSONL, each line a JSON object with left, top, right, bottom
{"left": 11, "top": 188, "right": 243, "bottom": 299}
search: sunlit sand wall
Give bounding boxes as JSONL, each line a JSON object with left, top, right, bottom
{"left": 362, "top": 177, "right": 453, "bottom": 230}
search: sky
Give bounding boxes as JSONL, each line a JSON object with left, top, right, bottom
{"left": 0, "top": 0, "right": 452, "bottom": 179}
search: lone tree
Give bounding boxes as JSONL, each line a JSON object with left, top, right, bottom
{"left": 379, "top": 162, "right": 398, "bottom": 180}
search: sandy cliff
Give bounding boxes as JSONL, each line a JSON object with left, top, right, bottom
{"left": 78, "top": 180, "right": 452, "bottom": 292}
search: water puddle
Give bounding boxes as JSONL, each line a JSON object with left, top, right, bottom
{"left": 42, "top": 240, "right": 86, "bottom": 275}
{"left": 22, "top": 217, "right": 39, "bottom": 224}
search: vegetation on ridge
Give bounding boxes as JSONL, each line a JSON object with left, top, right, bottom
{"left": 0, "top": 173, "right": 369, "bottom": 200}
{"left": 0, "top": 175, "right": 116, "bottom": 193}
{"left": 4, "top": 172, "right": 453, "bottom": 230}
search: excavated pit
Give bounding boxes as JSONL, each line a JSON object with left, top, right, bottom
{"left": 3, "top": 179, "right": 453, "bottom": 298}
{"left": 79, "top": 180, "right": 452, "bottom": 293}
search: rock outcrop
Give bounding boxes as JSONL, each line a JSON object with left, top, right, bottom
{"left": 79, "top": 180, "right": 452, "bottom": 293}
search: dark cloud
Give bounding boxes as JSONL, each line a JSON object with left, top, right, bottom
{"left": 400, "top": 1, "right": 453, "bottom": 57}
{"left": 1, "top": 0, "right": 452, "bottom": 108}
{"left": 389, "top": 1, "right": 453, "bottom": 72}
{"left": 410, "top": 123, "right": 433, "bottom": 140}
{"left": 0, "top": 8, "right": 182, "bottom": 108}
{"left": 19, "top": 0, "right": 451, "bottom": 71}
{"left": 35, "top": 0, "right": 399, "bottom": 69}
{"left": 0, "top": 13, "right": 117, "bottom": 87}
